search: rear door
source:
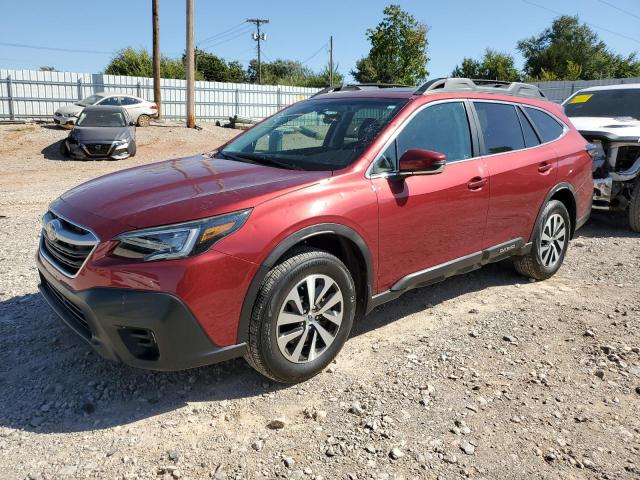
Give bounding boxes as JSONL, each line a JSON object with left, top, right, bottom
{"left": 473, "top": 101, "right": 563, "bottom": 248}
{"left": 370, "top": 100, "right": 490, "bottom": 291}
{"left": 121, "top": 96, "right": 145, "bottom": 120}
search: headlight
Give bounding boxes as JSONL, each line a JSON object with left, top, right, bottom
{"left": 113, "top": 139, "right": 129, "bottom": 148}
{"left": 112, "top": 209, "right": 251, "bottom": 261}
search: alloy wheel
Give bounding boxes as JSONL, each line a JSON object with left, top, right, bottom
{"left": 539, "top": 213, "right": 566, "bottom": 268}
{"left": 276, "top": 274, "right": 343, "bottom": 364}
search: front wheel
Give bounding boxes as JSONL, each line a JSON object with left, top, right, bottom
{"left": 629, "top": 179, "right": 640, "bottom": 232}
{"left": 513, "top": 200, "right": 570, "bottom": 280}
{"left": 245, "top": 248, "right": 356, "bottom": 383}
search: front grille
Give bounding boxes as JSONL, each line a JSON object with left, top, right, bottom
{"left": 84, "top": 143, "right": 113, "bottom": 156}
{"left": 40, "top": 211, "right": 98, "bottom": 277}
{"left": 41, "top": 276, "right": 91, "bottom": 339}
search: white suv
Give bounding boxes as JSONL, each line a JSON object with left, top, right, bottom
{"left": 54, "top": 93, "right": 157, "bottom": 128}
{"left": 563, "top": 84, "right": 640, "bottom": 231}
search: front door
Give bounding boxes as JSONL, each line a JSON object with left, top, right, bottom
{"left": 370, "top": 101, "right": 490, "bottom": 292}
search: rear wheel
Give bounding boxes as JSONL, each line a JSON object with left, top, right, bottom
{"left": 629, "top": 179, "right": 640, "bottom": 232}
{"left": 513, "top": 200, "right": 570, "bottom": 280}
{"left": 137, "top": 114, "right": 151, "bottom": 127}
{"left": 245, "top": 248, "right": 356, "bottom": 383}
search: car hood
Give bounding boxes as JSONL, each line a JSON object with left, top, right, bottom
{"left": 72, "top": 126, "right": 132, "bottom": 143}
{"left": 57, "top": 154, "right": 328, "bottom": 233}
{"left": 569, "top": 116, "right": 640, "bottom": 138}
{"left": 56, "top": 104, "right": 83, "bottom": 115}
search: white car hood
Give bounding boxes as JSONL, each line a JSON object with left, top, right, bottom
{"left": 568, "top": 116, "right": 640, "bottom": 138}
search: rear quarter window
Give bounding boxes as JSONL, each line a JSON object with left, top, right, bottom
{"left": 524, "top": 107, "right": 564, "bottom": 143}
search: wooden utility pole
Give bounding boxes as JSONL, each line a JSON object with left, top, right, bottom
{"left": 329, "top": 35, "right": 334, "bottom": 86}
{"left": 247, "top": 18, "right": 269, "bottom": 84}
{"left": 185, "top": 0, "right": 195, "bottom": 128}
{"left": 152, "top": 0, "right": 161, "bottom": 119}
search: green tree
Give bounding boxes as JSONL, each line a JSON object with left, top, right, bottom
{"left": 246, "top": 59, "right": 342, "bottom": 87}
{"left": 39, "top": 66, "right": 57, "bottom": 72}
{"left": 517, "top": 15, "right": 640, "bottom": 80}
{"left": 451, "top": 49, "right": 520, "bottom": 81}
{"left": 105, "top": 47, "right": 202, "bottom": 80}
{"left": 351, "top": 4, "right": 429, "bottom": 85}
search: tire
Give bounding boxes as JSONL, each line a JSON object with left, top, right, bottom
{"left": 629, "top": 179, "right": 640, "bottom": 233}
{"left": 128, "top": 141, "right": 137, "bottom": 157}
{"left": 59, "top": 140, "right": 69, "bottom": 158}
{"left": 245, "top": 248, "right": 356, "bottom": 383}
{"left": 137, "top": 114, "right": 150, "bottom": 127}
{"left": 513, "top": 200, "right": 571, "bottom": 281}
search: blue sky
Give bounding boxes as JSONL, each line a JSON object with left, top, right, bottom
{"left": 1, "top": 0, "right": 639, "bottom": 80}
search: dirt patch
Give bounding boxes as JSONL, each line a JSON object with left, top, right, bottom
{"left": 0, "top": 123, "right": 639, "bottom": 479}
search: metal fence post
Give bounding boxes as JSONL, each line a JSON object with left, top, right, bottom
{"left": 7, "top": 75, "right": 15, "bottom": 121}
{"left": 277, "top": 88, "right": 281, "bottom": 109}
{"left": 77, "top": 79, "right": 82, "bottom": 100}
{"left": 234, "top": 88, "right": 239, "bottom": 117}
{"left": 136, "top": 82, "right": 142, "bottom": 98}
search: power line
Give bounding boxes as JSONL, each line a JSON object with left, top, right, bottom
{"left": 197, "top": 21, "right": 247, "bottom": 45}
{"left": 300, "top": 43, "right": 328, "bottom": 66}
{"left": 198, "top": 25, "right": 253, "bottom": 48}
{"left": 521, "top": 0, "right": 640, "bottom": 44}
{"left": 199, "top": 27, "right": 253, "bottom": 50}
{"left": 0, "top": 41, "right": 113, "bottom": 55}
{"left": 595, "top": 0, "right": 640, "bottom": 22}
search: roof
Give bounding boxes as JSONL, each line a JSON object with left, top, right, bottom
{"left": 310, "top": 88, "right": 417, "bottom": 100}
{"left": 576, "top": 83, "right": 640, "bottom": 93}
{"left": 310, "top": 78, "right": 546, "bottom": 101}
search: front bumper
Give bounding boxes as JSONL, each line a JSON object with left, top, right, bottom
{"left": 67, "top": 141, "right": 130, "bottom": 160}
{"left": 37, "top": 256, "right": 246, "bottom": 371}
{"left": 54, "top": 115, "right": 76, "bottom": 126}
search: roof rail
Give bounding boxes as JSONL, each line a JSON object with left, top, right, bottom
{"left": 414, "top": 78, "right": 546, "bottom": 99}
{"left": 310, "top": 83, "right": 411, "bottom": 98}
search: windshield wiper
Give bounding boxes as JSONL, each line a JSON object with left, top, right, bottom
{"left": 218, "top": 151, "right": 303, "bottom": 170}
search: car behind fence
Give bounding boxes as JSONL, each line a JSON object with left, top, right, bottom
{"left": 0, "top": 69, "right": 319, "bottom": 122}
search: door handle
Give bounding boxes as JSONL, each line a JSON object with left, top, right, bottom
{"left": 538, "top": 162, "right": 553, "bottom": 173}
{"left": 467, "top": 177, "right": 487, "bottom": 190}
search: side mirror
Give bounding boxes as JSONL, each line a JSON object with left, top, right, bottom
{"left": 129, "top": 121, "right": 136, "bottom": 126}
{"left": 393, "top": 149, "right": 446, "bottom": 178}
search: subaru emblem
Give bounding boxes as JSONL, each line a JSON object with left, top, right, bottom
{"left": 45, "top": 219, "right": 62, "bottom": 242}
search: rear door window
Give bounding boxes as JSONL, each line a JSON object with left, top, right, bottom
{"left": 524, "top": 107, "right": 564, "bottom": 143}
{"left": 121, "top": 96, "right": 141, "bottom": 106}
{"left": 474, "top": 102, "right": 525, "bottom": 154}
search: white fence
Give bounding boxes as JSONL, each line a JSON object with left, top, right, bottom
{"left": 0, "top": 69, "right": 319, "bottom": 122}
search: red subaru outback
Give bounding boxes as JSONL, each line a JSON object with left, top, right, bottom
{"left": 37, "top": 78, "right": 593, "bottom": 383}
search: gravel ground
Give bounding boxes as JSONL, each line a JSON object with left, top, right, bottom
{"left": 0, "top": 123, "right": 639, "bottom": 480}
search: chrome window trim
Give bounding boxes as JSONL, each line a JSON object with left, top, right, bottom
{"left": 366, "top": 98, "right": 569, "bottom": 179}
{"left": 39, "top": 208, "right": 100, "bottom": 279}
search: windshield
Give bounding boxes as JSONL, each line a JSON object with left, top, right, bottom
{"left": 220, "top": 97, "right": 408, "bottom": 171}
{"left": 77, "top": 94, "right": 104, "bottom": 107}
{"left": 564, "top": 89, "right": 640, "bottom": 119}
{"left": 76, "top": 110, "right": 126, "bottom": 127}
